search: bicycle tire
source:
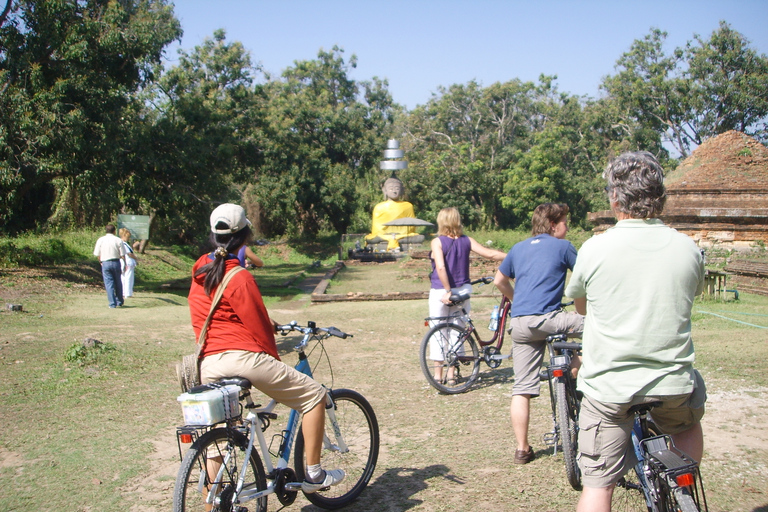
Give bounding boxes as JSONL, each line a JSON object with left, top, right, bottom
{"left": 671, "top": 487, "right": 700, "bottom": 512}
{"left": 173, "top": 427, "right": 268, "bottom": 512}
{"left": 419, "top": 322, "right": 480, "bottom": 394}
{"left": 554, "top": 379, "right": 581, "bottom": 490}
{"left": 294, "top": 388, "right": 379, "bottom": 509}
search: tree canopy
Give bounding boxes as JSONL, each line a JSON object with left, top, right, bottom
{"left": 0, "top": 0, "right": 181, "bottom": 232}
{"left": 1, "top": 7, "right": 766, "bottom": 241}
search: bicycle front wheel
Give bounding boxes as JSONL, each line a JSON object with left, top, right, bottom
{"left": 614, "top": 467, "right": 654, "bottom": 512}
{"left": 419, "top": 322, "right": 480, "bottom": 394}
{"left": 554, "top": 378, "right": 581, "bottom": 490}
{"left": 173, "top": 427, "right": 267, "bottom": 512}
{"left": 294, "top": 388, "right": 379, "bottom": 509}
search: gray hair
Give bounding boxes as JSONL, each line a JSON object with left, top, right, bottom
{"left": 603, "top": 151, "right": 666, "bottom": 218}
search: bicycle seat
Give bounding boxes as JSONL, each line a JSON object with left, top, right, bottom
{"left": 627, "top": 401, "right": 662, "bottom": 415}
{"left": 215, "top": 377, "right": 253, "bottom": 390}
{"left": 551, "top": 341, "right": 582, "bottom": 352}
{"left": 448, "top": 290, "right": 471, "bottom": 305}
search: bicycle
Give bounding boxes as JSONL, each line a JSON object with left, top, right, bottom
{"left": 541, "top": 333, "right": 582, "bottom": 491}
{"left": 172, "top": 321, "right": 380, "bottom": 511}
{"left": 614, "top": 402, "right": 708, "bottom": 512}
{"left": 419, "top": 277, "right": 512, "bottom": 394}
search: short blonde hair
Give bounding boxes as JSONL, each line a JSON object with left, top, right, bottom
{"left": 436, "top": 207, "right": 463, "bottom": 238}
{"left": 118, "top": 227, "right": 130, "bottom": 239}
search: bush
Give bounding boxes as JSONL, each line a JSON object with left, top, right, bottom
{"left": 65, "top": 339, "right": 117, "bottom": 366}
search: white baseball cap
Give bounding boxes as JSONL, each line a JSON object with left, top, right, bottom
{"left": 209, "top": 203, "right": 252, "bottom": 234}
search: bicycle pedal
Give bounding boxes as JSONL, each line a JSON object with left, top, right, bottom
{"left": 543, "top": 432, "right": 557, "bottom": 446}
{"left": 284, "top": 482, "right": 303, "bottom": 492}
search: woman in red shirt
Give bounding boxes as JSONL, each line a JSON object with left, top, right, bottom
{"left": 188, "top": 203, "right": 344, "bottom": 493}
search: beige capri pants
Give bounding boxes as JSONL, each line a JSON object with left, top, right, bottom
{"left": 201, "top": 350, "right": 326, "bottom": 415}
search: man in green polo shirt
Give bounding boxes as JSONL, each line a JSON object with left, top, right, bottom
{"left": 565, "top": 151, "right": 706, "bottom": 512}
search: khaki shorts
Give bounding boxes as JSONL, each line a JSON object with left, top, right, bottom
{"left": 200, "top": 350, "right": 326, "bottom": 415}
{"left": 578, "top": 370, "right": 707, "bottom": 488}
{"left": 509, "top": 310, "right": 584, "bottom": 396}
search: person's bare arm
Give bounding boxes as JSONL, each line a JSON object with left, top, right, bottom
{"left": 468, "top": 237, "right": 506, "bottom": 261}
{"left": 245, "top": 247, "right": 264, "bottom": 268}
{"left": 573, "top": 297, "right": 587, "bottom": 315}
{"left": 493, "top": 269, "right": 514, "bottom": 302}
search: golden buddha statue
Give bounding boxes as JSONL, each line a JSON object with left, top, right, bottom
{"left": 365, "top": 176, "right": 424, "bottom": 250}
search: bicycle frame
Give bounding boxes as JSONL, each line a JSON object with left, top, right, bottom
{"left": 425, "top": 290, "right": 512, "bottom": 361}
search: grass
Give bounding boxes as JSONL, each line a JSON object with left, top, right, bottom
{"left": 1, "top": 231, "right": 767, "bottom": 511}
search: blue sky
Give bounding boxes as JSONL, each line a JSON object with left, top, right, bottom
{"left": 167, "top": 0, "right": 768, "bottom": 110}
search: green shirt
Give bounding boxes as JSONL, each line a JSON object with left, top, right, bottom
{"left": 565, "top": 219, "right": 705, "bottom": 403}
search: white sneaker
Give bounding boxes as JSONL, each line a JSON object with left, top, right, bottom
{"left": 301, "top": 469, "right": 346, "bottom": 493}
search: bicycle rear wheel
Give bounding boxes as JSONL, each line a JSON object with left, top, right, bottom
{"left": 554, "top": 379, "right": 581, "bottom": 490}
{"left": 419, "top": 322, "right": 480, "bottom": 394}
{"left": 173, "top": 427, "right": 267, "bottom": 512}
{"left": 294, "top": 388, "right": 379, "bottom": 509}
{"left": 670, "top": 487, "right": 701, "bottom": 512}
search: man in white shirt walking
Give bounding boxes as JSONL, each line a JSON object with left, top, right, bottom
{"left": 93, "top": 224, "right": 125, "bottom": 308}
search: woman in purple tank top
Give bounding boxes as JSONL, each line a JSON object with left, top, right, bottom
{"left": 428, "top": 207, "right": 506, "bottom": 384}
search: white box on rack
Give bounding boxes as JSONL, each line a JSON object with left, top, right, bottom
{"left": 177, "top": 385, "right": 240, "bottom": 425}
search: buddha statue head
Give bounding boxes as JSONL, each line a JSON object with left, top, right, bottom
{"left": 382, "top": 176, "right": 404, "bottom": 201}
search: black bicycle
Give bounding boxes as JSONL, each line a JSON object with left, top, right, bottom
{"left": 614, "top": 402, "right": 707, "bottom": 512}
{"left": 542, "top": 333, "right": 582, "bottom": 491}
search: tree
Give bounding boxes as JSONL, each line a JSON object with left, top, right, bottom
{"left": 602, "top": 23, "right": 768, "bottom": 157}
{"left": 601, "top": 29, "right": 692, "bottom": 157}
{"left": 124, "top": 29, "right": 263, "bottom": 242}
{"left": 402, "top": 76, "right": 556, "bottom": 228}
{"left": 0, "top": 0, "right": 181, "bottom": 233}
{"left": 685, "top": 21, "right": 768, "bottom": 143}
{"left": 251, "top": 46, "right": 395, "bottom": 236}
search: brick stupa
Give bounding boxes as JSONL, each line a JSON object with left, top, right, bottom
{"left": 588, "top": 131, "right": 768, "bottom": 248}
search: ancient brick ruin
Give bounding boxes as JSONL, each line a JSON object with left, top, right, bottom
{"left": 588, "top": 130, "right": 768, "bottom": 248}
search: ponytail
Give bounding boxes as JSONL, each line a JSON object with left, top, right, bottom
{"left": 195, "top": 226, "right": 252, "bottom": 295}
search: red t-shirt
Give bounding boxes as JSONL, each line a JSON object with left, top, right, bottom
{"left": 188, "top": 254, "right": 279, "bottom": 360}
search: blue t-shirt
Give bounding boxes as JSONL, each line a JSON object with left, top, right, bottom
{"left": 499, "top": 234, "right": 577, "bottom": 317}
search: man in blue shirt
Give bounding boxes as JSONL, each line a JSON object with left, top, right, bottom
{"left": 494, "top": 203, "right": 584, "bottom": 464}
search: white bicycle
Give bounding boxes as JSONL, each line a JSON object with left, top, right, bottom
{"left": 172, "top": 321, "right": 379, "bottom": 511}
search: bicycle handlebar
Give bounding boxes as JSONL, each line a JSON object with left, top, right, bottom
{"left": 276, "top": 320, "right": 353, "bottom": 339}
{"left": 471, "top": 276, "right": 494, "bottom": 286}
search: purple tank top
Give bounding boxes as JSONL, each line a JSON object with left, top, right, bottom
{"left": 430, "top": 235, "right": 471, "bottom": 289}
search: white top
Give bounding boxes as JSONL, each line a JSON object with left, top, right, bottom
{"left": 93, "top": 233, "right": 125, "bottom": 262}
{"left": 565, "top": 219, "right": 705, "bottom": 403}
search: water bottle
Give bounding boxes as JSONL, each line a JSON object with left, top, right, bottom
{"left": 488, "top": 305, "right": 500, "bottom": 331}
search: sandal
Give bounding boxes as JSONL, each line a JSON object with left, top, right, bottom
{"left": 446, "top": 378, "right": 457, "bottom": 386}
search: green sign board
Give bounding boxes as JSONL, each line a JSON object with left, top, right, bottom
{"left": 117, "top": 214, "right": 151, "bottom": 240}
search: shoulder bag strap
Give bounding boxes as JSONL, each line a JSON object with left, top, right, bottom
{"left": 195, "top": 265, "right": 246, "bottom": 355}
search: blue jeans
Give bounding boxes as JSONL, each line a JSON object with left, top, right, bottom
{"left": 101, "top": 259, "right": 124, "bottom": 307}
